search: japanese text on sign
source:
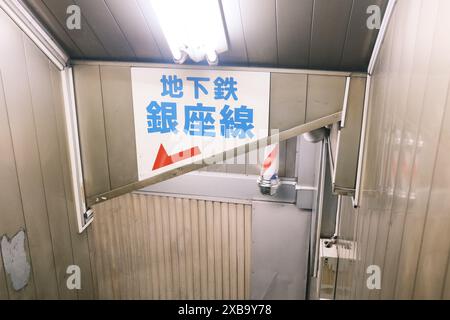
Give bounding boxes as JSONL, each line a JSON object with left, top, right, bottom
{"left": 146, "top": 75, "right": 255, "bottom": 139}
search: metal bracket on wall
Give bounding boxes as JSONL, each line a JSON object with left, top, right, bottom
{"left": 88, "top": 112, "right": 343, "bottom": 207}
{"left": 353, "top": 75, "right": 372, "bottom": 208}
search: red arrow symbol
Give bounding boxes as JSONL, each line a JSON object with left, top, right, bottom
{"left": 152, "top": 144, "right": 201, "bottom": 171}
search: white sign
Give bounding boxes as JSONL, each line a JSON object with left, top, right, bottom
{"left": 131, "top": 67, "right": 270, "bottom": 181}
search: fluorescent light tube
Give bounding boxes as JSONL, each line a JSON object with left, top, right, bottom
{"left": 150, "top": 0, "right": 228, "bottom": 64}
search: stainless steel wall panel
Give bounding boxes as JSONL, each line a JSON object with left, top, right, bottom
{"left": 270, "top": 73, "right": 307, "bottom": 132}
{"left": 49, "top": 64, "right": 95, "bottom": 299}
{"left": 285, "top": 137, "right": 298, "bottom": 178}
{"left": 393, "top": 0, "right": 438, "bottom": 299}
{"left": 306, "top": 75, "right": 346, "bottom": 122}
{"left": 99, "top": 66, "right": 138, "bottom": 189}
{"left": 0, "top": 69, "right": 36, "bottom": 300}
{"left": 251, "top": 201, "right": 310, "bottom": 300}
{"left": 0, "top": 8, "right": 97, "bottom": 300}
{"left": 376, "top": 0, "right": 422, "bottom": 299}
{"left": 412, "top": 0, "right": 450, "bottom": 299}
{"left": 0, "top": 11, "right": 58, "bottom": 298}
{"left": 335, "top": 0, "right": 450, "bottom": 300}
{"left": 414, "top": 85, "right": 450, "bottom": 299}
{"left": 24, "top": 37, "right": 76, "bottom": 299}
{"left": 73, "top": 64, "right": 111, "bottom": 197}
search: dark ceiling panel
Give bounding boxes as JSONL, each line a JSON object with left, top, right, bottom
{"left": 220, "top": 0, "right": 248, "bottom": 65}
{"left": 104, "top": 0, "right": 162, "bottom": 60}
{"left": 276, "top": 0, "right": 313, "bottom": 68}
{"left": 23, "top": 0, "right": 386, "bottom": 71}
{"left": 24, "top": 0, "right": 82, "bottom": 57}
{"left": 74, "top": 0, "right": 135, "bottom": 59}
{"left": 239, "top": 0, "right": 277, "bottom": 66}
{"left": 42, "top": 0, "right": 110, "bottom": 58}
{"left": 340, "top": 0, "right": 388, "bottom": 71}
{"left": 309, "top": 0, "right": 353, "bottom": 69}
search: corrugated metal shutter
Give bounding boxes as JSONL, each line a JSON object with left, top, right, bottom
{"left": 88, "top": 193, "right": 252, "bottom": 299}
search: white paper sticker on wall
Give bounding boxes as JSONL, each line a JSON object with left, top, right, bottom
{"left": 131, "top": 67, "right": 270, "bottom": 181}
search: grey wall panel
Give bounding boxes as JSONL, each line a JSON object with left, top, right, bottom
{"left": 251, "top": 202, "right": 310, "bottom": 299}
{"left": 444, "top": 264, "right": 450, "bottom": 299}
{"left": 0, "top": 11, "right": 58, "bottom": 298}
{"left": 276, "top": 0, "right": 313, "bottom": 68}
{"left": 239, "top": 0, "right": 277, "bottom": 65}
{"left": 334, "top": 0, "right": 450, "bottom": 300}
{"left": 0, "top": 70, "right": 36, "bottom": 300}
{"left": 104, "top": 0, "right": 162, "bottom": 60}
{"left": 391, "top": 0, "right": 439, "bottom": 300}
{"left": 24, "top": 37, "right": 77, "bottom": 299}
{"left": 306, "top": 75, "right": 346, "bottom": 122}
{"left": 408, "top": 0, "right": 450, "bottom": 299}
{"left": 0, "top": 8, "right": 96, "bottom": 300}
{"left": 100, "top": 66, "right": 138, "bottom": 189}
{"left": 42, "top": 0, "right": 109, "bottom": 58}
{"left": 270, "top": 73, "right": 307, "bottom": 132}
{"left": 73, "top": 65, "right": 111, "bottom": 197}
{"left": 285, "top": 137, "right": 297, "bottom": 178}
{"left": 0, "top": 247, "right": 7, "bottom": 299}
{"left": 74, "top": 0, "right": 135, "bottom": 59}
{"left": 372, "top": 0, "right": 421, "bottom": 300}
{"left": 309, "top": 0, "right": 353, "bottom": 69}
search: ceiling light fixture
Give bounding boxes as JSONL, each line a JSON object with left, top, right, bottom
{"left": 150, "top": 0, "right": 228, "bottom": 66}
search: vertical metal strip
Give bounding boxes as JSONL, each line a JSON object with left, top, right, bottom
{"left": 61, "top": 67, "right": 92, "bottom": 233}
{"left": 313, "top": 139, "right": 327, "bottom": 279}
{"left": 353, "top": 75, "right": 371, "bottom": 208}
{"left": 340, "top": 77, "right": 351, "bottom": 128}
